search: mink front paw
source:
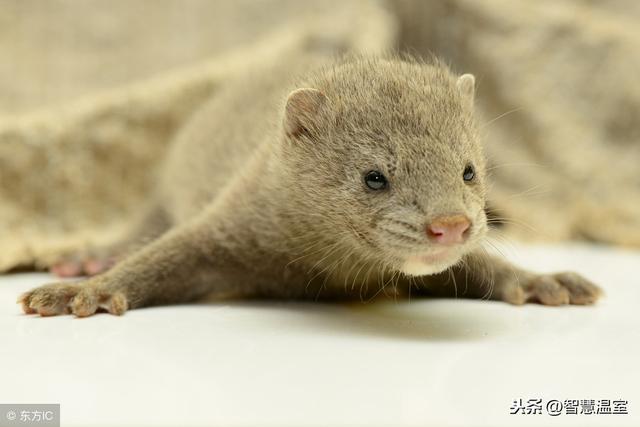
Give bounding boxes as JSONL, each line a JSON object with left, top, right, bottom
{"left": 18, "top": 281, "right": 128, "bottom": 317}
{"left": 500, "top": 271, "right": 602, "bottom": 306}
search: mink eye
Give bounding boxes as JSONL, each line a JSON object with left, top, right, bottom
{"left": 463, "top": 164, "right": 475, "bottom": 182}
{"left": 364, "top": 170, "right": 388, "bottom": 190}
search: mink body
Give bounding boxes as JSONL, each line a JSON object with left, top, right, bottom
{"left": 20, "top": 56, "right": 601, "bottom": 316}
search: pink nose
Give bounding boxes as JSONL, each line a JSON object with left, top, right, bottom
{"left": 426, "top": 215, "right": 471, "bottom": 245}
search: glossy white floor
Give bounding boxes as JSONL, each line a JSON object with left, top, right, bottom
{"left": 1, "top": 243, "right": 638, "bottom": 427}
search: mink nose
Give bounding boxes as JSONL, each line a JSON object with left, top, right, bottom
{"left": 426, "top": 214, "right": 471, "bottom": 245}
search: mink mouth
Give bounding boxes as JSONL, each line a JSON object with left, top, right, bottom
{"left": 406, "top": 248, "right": 461, "bottom": 267}
{"left": 398, "top": 246, "right": 466, "bottom": 276}
{"left": 411, "top": 248, "right": 455, "bottom": 263}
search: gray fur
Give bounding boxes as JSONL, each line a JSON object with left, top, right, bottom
{"left": 19, "top": 56, "right": 601, "bottom": 316}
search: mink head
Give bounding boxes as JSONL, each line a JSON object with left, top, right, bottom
{"left": 279, "top": 57, "right": 487, "bottom": 276}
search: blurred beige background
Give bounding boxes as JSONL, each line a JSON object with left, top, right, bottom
{"left": 1, "top": 0, "right": 639, "bottom": 271}
{"left": 0, "top": 0, "right": 359, "bottom": 115}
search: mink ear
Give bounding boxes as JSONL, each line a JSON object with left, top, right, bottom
{"left": 456, "top": 74, "right": 475, "bottom": 108}
{"left": 283, "top": 88, "right": 327, "bottom": 140}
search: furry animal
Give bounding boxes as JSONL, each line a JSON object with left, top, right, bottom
{"left": 19, "top": 56, "right": 601, "bottom": 317}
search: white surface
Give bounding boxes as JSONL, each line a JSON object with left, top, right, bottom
{"left": 1, "top": 243, "right": 639, "bottom": 427}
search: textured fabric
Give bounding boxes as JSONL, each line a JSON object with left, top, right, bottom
{"left": 0, "top": 0, "right": 638, "bottom": 271}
